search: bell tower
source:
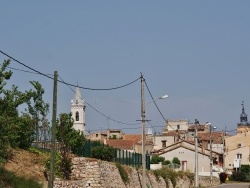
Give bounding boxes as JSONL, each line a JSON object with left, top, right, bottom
{"left": 71, "top": 87, "right": 86, "bottom": 134}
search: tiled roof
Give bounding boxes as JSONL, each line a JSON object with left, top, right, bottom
{"left": 123, "top": 134, "right": 142, "bottom": 142}
{"left": 106, "top": 140, "right": 134, "bottom": 150}
{"left": 198, "top": 132, "right": 223, "bottom": 143}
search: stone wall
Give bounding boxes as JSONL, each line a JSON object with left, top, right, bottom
{"left": 53, "top": 157, "right": 218, "bottom": 188}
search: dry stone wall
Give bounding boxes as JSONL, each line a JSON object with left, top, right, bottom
{"left": 53, "top": 157, "right": 218, "bottom": 188}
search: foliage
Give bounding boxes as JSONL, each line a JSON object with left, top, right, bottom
{"left": 172, "top": 157, "right": 181, "bottom": 165}
{"left": 162, "top": 160, "right": 171, "bottom": 165}
{"left": 0, "top": 59, "right": 49, "bottom": 161}
{"left": 0, "top": 166, "right": 43, "bottom": 188}
{"left": 153, "top": 167, "right": 178, "bottom": 187}
{"left": 55, "top": 113, "right": 85, "bottom": 179}
{"left": 219, "top": 172, "right": 228, "bottom": 183}
{"left": 230, "top": 165, "right": 250, "bottom": 182}
{"left": 150, "top": 155, "right": 165, "bottom": 164}
{"left": 91, "top": 146, "right": 116, "bottom": 162}
{"left": 116, "top": 163, "right": 129, "bottom": 184}
{"left": 46, "top": 152, "right": 64, "bottom": 178}
{"left": 56, "top": 113, "right": 85, "bottom": 154}
{"left": 230, "top": 171, "right": 247, "bottom": 182}
{"left": 26, "top": 81, "right": 50, "bottom": 141}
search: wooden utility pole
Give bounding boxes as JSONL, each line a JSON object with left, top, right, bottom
{"left": 140, "top": 73, "right": 146, "bottom": 188}
{"left": 195, "top": 120, "right": 199, "bottom": 188}
{"left": 48, "top": 71, "right": 58, "bottom": 188}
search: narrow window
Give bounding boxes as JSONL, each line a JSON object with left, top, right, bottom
{"left": 162, "top": 140, "right": 166, "bottom": 148}
{"left": 76, "top": 111, "right": 79, "bottom": 121}
{"left": 177, "top": 124, "right": 180, "bottom": 130}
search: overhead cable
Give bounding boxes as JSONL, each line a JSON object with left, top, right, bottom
{"left": 0, "top": 49, "right": 141, "bottom": 91}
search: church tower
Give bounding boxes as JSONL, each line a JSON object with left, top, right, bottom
{"left": 238, "top": 101, "right": 250, "bottom": 127}
{"left": 71, "top": 87, "right": 86, "bottom": 134}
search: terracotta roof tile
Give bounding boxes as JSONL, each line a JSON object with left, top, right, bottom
{"left": 106, "top": 140, "right": 134, "bottom": 150}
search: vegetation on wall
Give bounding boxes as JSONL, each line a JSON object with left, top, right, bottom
{"left": 116, "top": 163, "right": 129, "bottom": 184}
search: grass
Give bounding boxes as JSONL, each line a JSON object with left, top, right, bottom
{"left": 0, "top": 166, "right": 43, "bottom": 188}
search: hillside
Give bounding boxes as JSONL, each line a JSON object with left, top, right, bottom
{"left": 3, "top": 149, "right": 48, "bottom": 182}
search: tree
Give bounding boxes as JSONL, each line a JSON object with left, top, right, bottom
{"left": 172, "top": 157, "right": 181, "bottom": 167}
{"left": 56, "top": 113, "right": 85, "bottom": 179}
{"left": 26, "top": 81, "right": 50, "bottom": 141}
{"left": 0, "top": 59, "right": 49, "bottom": 161}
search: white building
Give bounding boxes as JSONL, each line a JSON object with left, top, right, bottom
{"left": 71, "top": 87, "right": 86, "bottom": 134}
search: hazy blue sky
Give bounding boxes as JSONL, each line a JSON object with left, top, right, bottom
{"left": 1, "top": 1, "right": 250, "bottom": 134}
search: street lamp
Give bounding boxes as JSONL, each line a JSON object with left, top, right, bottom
{"left": 146, "top": 94, "right": 168, "bottom": 106}
{"left": 206, "top": 122, "right": 216, "bottom": 186}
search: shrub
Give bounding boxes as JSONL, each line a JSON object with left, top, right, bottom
{"left": 172, "top": 157, "right": 180, "bottom": 165}
{"left": 230, "top": 171, "right": 247, "bottom": 182}
{"left": 150, "top": 155, "right": 165, "bottom": 164}
{"left": 162, "top": 160, "right": 171, "bottom": 165}
{"left": 91, "top": 146, "right": 116, "bottom": 162}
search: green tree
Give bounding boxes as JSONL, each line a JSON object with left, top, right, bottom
{"left": 172, "top": 157, "right": 181, "bottom": 166}
{"left": 0, "top": 59, "right": 49, "bottom": 161}
{"left": 56, "top": 113, "right": 85, "bottom": 179}
{"left": 26, "top": 81, "right": 50, "bottom": 141}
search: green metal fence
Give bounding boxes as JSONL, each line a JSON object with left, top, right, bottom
{"left": 75, "top": 139, "right": 150, "bottom": 170}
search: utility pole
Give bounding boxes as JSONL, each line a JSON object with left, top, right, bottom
{"left": 141, "top": 74, "right": 146, "bottom": 188}
{"left": 222, "top": 125, "right": 226, "bottom": 169}
{"left": 195, "top": 119, "right": 199, "bottom": 188}
{"left": 209, "top": 124, "right": 213, "bottom": 186}
{"left": 48, "top": 71, "right": 58, "bottom": 188}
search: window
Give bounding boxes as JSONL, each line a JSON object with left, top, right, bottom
{"left": 236, "top": 153, "right": 242, "bottom": 159}
{"left": 162, "top": 140, "right": 166, "bottom": 148}
{"left": 76, "top": 111, "right": 79, "bottom": 121}
{"left": 237, "top": 143, "right": 242, "bottom": 148}
{"left": 177, "top": 124, "right": 180, "bottom": 130}
{"left": 96, "top": 134, "right": 98, "bottom": 137}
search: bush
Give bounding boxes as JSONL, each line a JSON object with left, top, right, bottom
{"left": 172, "top": 157, "right": 180, "bottom": 165}
{"left": 91, "top": 146, "right": 116, "bottom": 162}
{"left": 162, "top": 160, "right": 171, "bottom": 165}
{"left": 230, "top": 171, "right": 247, "bottom": 182}
{"left": 150, "top": 155, "right": 165, "bottom": 164}
{"left": 219, "top": 172, "right": 227, "bottom": 183}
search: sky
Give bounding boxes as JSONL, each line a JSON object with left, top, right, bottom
{"left": 0, "top": 1, "right": 250, "bottom": 135}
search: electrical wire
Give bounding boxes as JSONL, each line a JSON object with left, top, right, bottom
{"left": 0, "top": 49, "right": 141, "bottom": 91}
{"left": 58, "top": 74, "right": 140, "bottom": 126}
{"left": 144, "top": 77, "right": 177, "bottom": 132}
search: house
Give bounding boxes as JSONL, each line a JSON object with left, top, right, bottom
{"left": 224, "top": 102, "right": 250, "bottom": 171}
{"left": 86, "top": 129, "right": 124, "bottom": 142}
{"left": 152, "top": 140, "right": 222, "bottom": 174}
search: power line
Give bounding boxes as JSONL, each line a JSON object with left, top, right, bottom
{"left": 144, "top": 78, "right": 176, "bottom": 131}
{"left": 0, "top": 49, "right": 141, "bottom": 91}
{"left": 58, "top": 74, "right": 140, "bottom": 126}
